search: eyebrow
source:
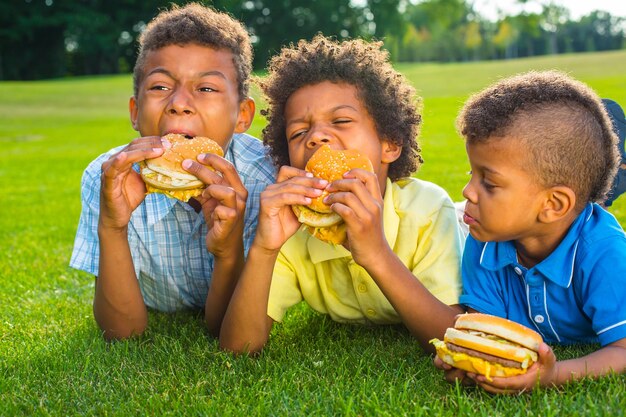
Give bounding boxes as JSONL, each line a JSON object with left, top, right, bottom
{"left": 286, "top": 104, "right": 359, "bottom": 125}
{"left": 146, "top": 68, "right": 227, "bottom": 80}
{"left": 481, "top": 166, "right": 504, "bottom": 176}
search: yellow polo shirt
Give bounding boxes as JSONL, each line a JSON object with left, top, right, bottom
{"left": 268, "top": 177, "right": 464, "bottom": 324}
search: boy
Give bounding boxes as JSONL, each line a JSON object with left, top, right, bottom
{"left": 437, "top": 71, "right": 626, "bottom": 393}
{"left": 219, "top": 35, "right": 465, "bottom": 354}
{"left": 70, "top": 3, "right": 275, "bottom": 340}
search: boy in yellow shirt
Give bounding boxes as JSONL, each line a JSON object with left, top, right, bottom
{"left": 220, "top": 35, "right": 465, "bottom": 354}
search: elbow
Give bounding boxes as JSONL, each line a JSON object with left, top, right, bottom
{"left": 100, "top": 323, "right": 147, "bottom": 342}
{"left": 219, "top": 335, "right": 265, "bottom": 356}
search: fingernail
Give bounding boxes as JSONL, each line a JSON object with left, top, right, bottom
{"left": 318, "top": 179, "right": 328, "bottom": 186}
{"left": 305, "top": 172, "right": 314, "bottom": 177}
{"left": 153, "top": 148, "right": 163, "bottom": 153}
{"left": 182, "top": 159, "right": 192, "bottom": 169}
{"left": 303, "top": 197, "right": 311, "bottom": 204}
{"left": 161, "top": 138, "right": 172, "bottom": 149}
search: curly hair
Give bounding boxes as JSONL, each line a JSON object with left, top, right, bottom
{"left": 132, "top": 3, "right": 252, "bottom": 101}
{"left": 260, "top": 34, "right": 423, "bottom": 181}
{"left": 457, "top": 70, "right": 619, "bottom": 208}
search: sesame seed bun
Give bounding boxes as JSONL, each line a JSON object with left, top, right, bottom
{"left": 292, "top": 145, "right": 373, "bottom": 244}
{"left": 140, "top": 133, "right": 224, "bottom": 202}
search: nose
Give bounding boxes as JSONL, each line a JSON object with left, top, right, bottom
{"left": 167, "top": 88, "right": 195, "bottom": 115}
{"left": 462, "top": 178, "right": 476, "bottom": 202}
{"left": 305, "top": 126, "right": 332, "bottom": 150}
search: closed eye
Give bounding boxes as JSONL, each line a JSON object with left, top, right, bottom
{"left": 289, "top": 130, "right": 307, "bottom": 141}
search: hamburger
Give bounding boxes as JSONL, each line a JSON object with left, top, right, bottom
{"left": 430, "top": 313, "right": 543, "bottom": 381}
{"left": 291, "top": 145, "right": 374, "bottom": 244}
{"left": 139, "top": 133, "right": 224, "bottom": 202}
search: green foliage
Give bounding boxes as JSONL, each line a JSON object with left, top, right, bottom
{"left": 1, "top": 52, "right": 625, "bottom": 415}
{"left": 1, "top": 0, "right": 624, "bottom": 80}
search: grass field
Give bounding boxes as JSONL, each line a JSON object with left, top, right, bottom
{"left": 1, "top": 50, "right": 625, "bottom": 416}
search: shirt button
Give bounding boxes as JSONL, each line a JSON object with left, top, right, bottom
{"left": 358, "top": 284, "right": 367, "bottom": 293}
{"left": 514, "top": 267, "right": 523, "bottom": 276}
{"left": 366, "top": 309, "right": 376, "bottom": 317}
{"left": 534, "top": 315, "right": 545, "bottom": 323}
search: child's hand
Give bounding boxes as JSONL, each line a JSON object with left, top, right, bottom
{"left": 182, "top": 153, "right": 247, "bottom": 259}
{"left": 468, "top": 342, "right": 558, "bottom": 394}
{"left": 433, "top": 356, "right": 475, "bottom": 387}
{"left": 99, "top": 136, "right": 164, "bottom": 231}
{"left": 254, "top": 166, "right": 327, "bottom": 252}
{"left": 324, "top": 168, "right": 387, "bottom": 266}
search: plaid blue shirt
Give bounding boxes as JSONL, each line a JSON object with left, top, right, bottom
{"left": 70, "top": 133, "right": 276, "bottom": 312}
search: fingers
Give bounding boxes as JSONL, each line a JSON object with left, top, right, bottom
{"left": 262, "top": 166, "right": 328, "bottom": 207}
{"left": 102, "top": 136, "right": 164, "bottom": 179}
{"left": 123, "top": 135, "right": 164, "bottom": 152}
{"left": 324, "top": 169, "right": 382, "bottom": 224}
{"left": 276, "top": 165, "right": 312, "bottom": 183}
{"left": 196, "top": 153, "right": 247, "bottom": 194}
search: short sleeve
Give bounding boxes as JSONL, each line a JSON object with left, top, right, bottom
{"left": 267, "top": 250, "right": 304, "bottom": 322}
{"left": 577, "top": 237, "right": 626, "bottom": 346}
{"left": 69, "top": 158, "right": 105, "bottom": 276}
{"left": 410, "top": 202, "right": 463, "bottom": 306}
{"left": 459, "top": 237, "right": 507, "bottom": 317}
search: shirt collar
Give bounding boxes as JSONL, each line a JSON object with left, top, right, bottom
{"left": 308, "top": 178, "right": 399, "bottom": 263}
{"left": 479, "top": 203, "right": 593, "bottom": 287}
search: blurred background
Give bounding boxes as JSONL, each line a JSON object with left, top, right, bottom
{"left": 1, "top": 0, "right": 624, "bottom": 81}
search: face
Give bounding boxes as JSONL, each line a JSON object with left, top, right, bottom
{"left": 129, "top": 44, "right": 253, "bottom": 148}
{"left": 284, "top": 81, "right": 399, "bottom": 193}
{"left": 462, "top": 138, "right": 548, "bottom": 243}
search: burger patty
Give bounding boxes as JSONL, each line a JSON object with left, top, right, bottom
{"left": 447, "top": 343, "right": 523, "bottom": 369}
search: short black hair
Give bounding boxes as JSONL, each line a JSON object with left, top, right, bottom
{"left": 457, "top": 70, "right": 620, "bottom": 208}
{"left": 133, "top": 3, "right": 252, "bottom": 101}
{"left": 260, "top": 34, "right": 423, "bottom": 181}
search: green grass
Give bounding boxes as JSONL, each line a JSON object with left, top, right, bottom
{"left": 1, "top": 50, "right": 626, "bottom": 416}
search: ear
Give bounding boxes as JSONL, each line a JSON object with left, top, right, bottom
{"left": 234, "top": 97, "right": 256, "bottom": 134}
{"left": 381, "top": 140, "right": 402, "bottom": 164}
{"left": 538, "top": 185, "right": 576, "bottom": 224}
{"left": 129, "top": 96, "right": 140, "bottom": 132}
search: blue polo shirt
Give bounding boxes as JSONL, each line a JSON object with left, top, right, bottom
{"left": 460, "top": 203, "right": 626, "bottom": 347}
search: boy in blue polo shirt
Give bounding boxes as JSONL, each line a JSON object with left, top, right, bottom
{"left": 436, "top": 71, "right": 626, "bottom": 393}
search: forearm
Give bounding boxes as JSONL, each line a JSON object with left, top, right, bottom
{"left": 363, "top": 247, "right": 462, "bottom": 352}
{"left": 204, "top": 242, "right": 245, "bottom": 338}
{"left": 219, "top": 244, "right": 277, "bottom": 354}
{"left": 550, "top": 344, "right": 626, "bottom": 386}
{"left": 94, "top": 225, "right": 147, "bottom": 340}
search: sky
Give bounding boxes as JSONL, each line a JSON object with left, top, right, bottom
{"left": 472, "top": 0, "right": 626, "bottom": 20}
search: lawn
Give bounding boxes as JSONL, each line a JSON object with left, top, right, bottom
{"left": 1, "top": 50, "right": 625, "bottom": 416}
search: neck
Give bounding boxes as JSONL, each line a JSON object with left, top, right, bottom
{"left": 514, "top": 215, "right": 577, "bottom": 268}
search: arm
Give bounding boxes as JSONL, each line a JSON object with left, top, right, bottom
{"left": 362, "top": 248, "right": 464, "bottom": 352}
{"left": 469, "top": 338, "right": 626, "bottom": 394}
{"left": 94, "top": 137, "right": 164, "bottom": 340}
{"left": 327, "top": 170, "right": 462, "bottom": 352}
{"left": 181, "top": 154, "right": 248, "bottom": 337}
{"left": 219, "top": 166, "right": 328, "bottom": 354}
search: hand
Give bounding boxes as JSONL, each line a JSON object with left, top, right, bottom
{"left": 182, "top": 153, "right": 247, "bottom": 259}
{"left": 99, "top": 136, "right": 164, "bottom": 231}
{"left": 433, "top": 356, "right": 475, "bottom": 387}
{"left": 254, "top": 165, "right": 327, "bottom": 252}
{"left": 468, "top": 342, "right": 558, "bottom": 394}
{"left": 324, "top": 168, "right": 388, "bottom": 266}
